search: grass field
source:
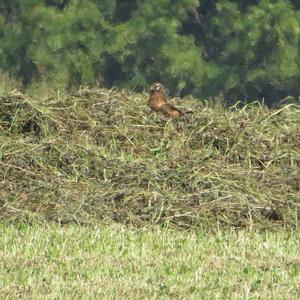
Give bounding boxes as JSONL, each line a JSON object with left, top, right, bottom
{"left": 0, "top": 88, "right": 299, "bottom": 228}
{"left": 0, "top": 223, "right": 299, "bottom": 299}
{"left": 0, "top": 88, "right": 299, "bottom": 298}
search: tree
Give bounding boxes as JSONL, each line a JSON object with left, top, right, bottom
{"left": 1, "top": 0, "right": 300, "bottom": 104}
{"left": 183, "top": 0, "right": 300, "bottom": 103}
{"left": 104, "top": 0, "right": 203, "bottom": 94}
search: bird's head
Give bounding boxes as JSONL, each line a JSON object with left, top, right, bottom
{"left": 150, "top": 82, "right": 164, "bottom": 94}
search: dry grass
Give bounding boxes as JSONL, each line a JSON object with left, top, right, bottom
{"left": 0, "top": 88, "right": 299, "bottom": 228}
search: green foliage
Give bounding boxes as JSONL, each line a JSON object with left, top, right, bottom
{"left": 106, "top": 0, "right": 202, "bottom": 91}
{"left": 22, "top": 0, "right": 109, "bottom": 89}
{"left": 185, "top": 0, "right": 300, "bottom": 102}
{"left": 1, "top": 0, "right": 300, "bottom": 103}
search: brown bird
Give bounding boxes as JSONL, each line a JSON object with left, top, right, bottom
{"left": 148, "top": 82, "right": 184, "bottom": 118}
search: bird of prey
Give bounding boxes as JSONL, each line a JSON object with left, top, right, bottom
{"left": 148, "top": 82, "right": 184, "bottom": 118}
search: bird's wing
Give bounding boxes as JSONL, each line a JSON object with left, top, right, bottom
{"left": 158, "top": 103, "right": 184, "bottom": 117}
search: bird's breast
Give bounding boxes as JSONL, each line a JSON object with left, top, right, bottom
{"left": 148, "top": 92, "right": 167, "bottom": 111}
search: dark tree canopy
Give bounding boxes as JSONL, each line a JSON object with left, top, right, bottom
{"left": 1, "top": 0, "right": 300, "bottom": 104}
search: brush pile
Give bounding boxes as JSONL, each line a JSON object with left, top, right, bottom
{"left": 0, "top": 88, "right": 299, "bottom": 228}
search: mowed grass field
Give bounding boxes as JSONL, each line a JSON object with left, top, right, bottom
{"left": 0, "top": 223, "right": 299, "bottom": 299}
{"left": 0, "top": 88, "right": 299, "bottom": 227}
{"left": 0, "top": 88, "right": 299, "bottom": 298}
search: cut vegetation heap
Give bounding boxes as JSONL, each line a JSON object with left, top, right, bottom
{"left": 0, "top": 89, "right": 299, "bottom": 228}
